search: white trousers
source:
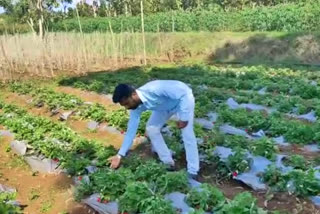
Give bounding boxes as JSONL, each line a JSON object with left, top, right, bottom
{"left": 145, "top": 94, "right": 199, "bottom": 175}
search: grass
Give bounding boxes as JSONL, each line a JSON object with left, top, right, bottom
{"left": 40, "top": 200, "right": 53, "bottom": 213}
{"left": 8, "top": 154, "right": 29, "bottom": 169}
{"left": 1, "top": 31, "right": 320, "bottom": 81}
{"left": 29, "top": 187, "right": 41, "bottom": 201}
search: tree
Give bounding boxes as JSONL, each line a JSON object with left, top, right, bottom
{"left": 77, "top": 2, "right": 94, "bottom": 17}
{"left": 0, "top": 0, "right": 72, "bottom": 37}
{"left": 97, "top": 0, "right": 108, "bottom": 16}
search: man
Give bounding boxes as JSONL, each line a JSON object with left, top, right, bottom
{"left": 108, "top": 80, "right": 199, "bottom": 179}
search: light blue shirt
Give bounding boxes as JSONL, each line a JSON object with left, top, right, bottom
{"left": 118, "top": 80, "right": 193, "bottom": 156}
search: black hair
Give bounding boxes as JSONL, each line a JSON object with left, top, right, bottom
{"left": 112, "top": 84, "right": 135, "bottom": 103}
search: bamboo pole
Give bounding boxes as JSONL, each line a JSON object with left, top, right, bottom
{"left": 140, "top": 0, "right": 147, "bottom": 65}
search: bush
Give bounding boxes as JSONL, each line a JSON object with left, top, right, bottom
{"left": 50, "top": 2, "right": 320, "bottom": 33}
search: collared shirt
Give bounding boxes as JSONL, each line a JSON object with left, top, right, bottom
{"left": 118, "top": 80, "right": 193, "bottom": 156}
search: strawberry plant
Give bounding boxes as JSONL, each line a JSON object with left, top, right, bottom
{"left": 106, "top": 109, "right": 129, "bottom": 131}
{"left": 119, "top": 181, "right": 153, "bottom": 213}
{"left": 90, "top": 168, "right": 134, "bottom": 200}
{"left": 261, "top": 165, "right": 289, "bottom": 192}
{"left": 283, "top": 155, "right": 310, "bottom": 170}
{"left": 9, "top": 82, "right": 34, "bottom": 95}
{"left": 194, "top": 123, "right": 205, "bottom": 138}
{"left": 166, "top": 137, "right": 184, "bottom": 158}
{"left": 186, "top": 184, "right": 225, "bottom": 212}
{"left": 135, "top": 160, "right": 167, "bottom": 182}
{"left": 226, "top": 148, "right": 252, "bottom": 173}
{"left": 31, "top": 87, "right": 83, "bottom": 110}
{"left": 288, "top": 169, "right": 320, "bottom": 197}
{"left": 0, "top": 203, "right": 22, "bottom": 214}
{"left": 86, "top": 80, "right": 105, "bottom": 93}
{"left": 0, "top": 191, "right": 22, "bottom": 214}
{"left": 291, "top": 84, "right": 320, "bottom": 99}
{"left": 73, "top": 81, "right": 89, "bottom": 90}
{"left": 205, "top": 153, "right": 229, "bottom": 177}
{"left": 220, "top": 135, "right": 249, "bottom": 150}
{"left": 94, "top": 146, "right": 117, "bottom": 167}
{"left": 121, "top": 154, "right": 145, "bottom": 172}
{"left": 188, "top": 209, "right": 206, "bottom": 214}
{"left": 268, "top": 115, "right": 289, "bottom": 137}
{"left": 247, "top": 111, "right": 270, "bottom": 132}
{"left": 138, "top": 111, "right": 152, "bottom": 134}
{"left": 79, "top": 103, "right": 107, "bottom": 122}
{"left": 74, "top": 181, "right": 93, "bottom": 201}
{"left": 60, "top": 155, "right": 91, "bottom": 175}
{"left": 249, "top": 137, "right": 278, "bottom": 160}
{"left": 218, "top": 107, "right": 249, "bottom": 128}
{"left": 0, "top": 191, "right": 17, "bottom": 202}
{"left": 138, "top": 195, "right": 175, "bottom": 214}
{"left": 155, "top": 171, "right": 189, "bottom": 194}
{"left": 215, "top": 192, "right": 267, "bottom": 214}
{"left": 283, "top": 123, "right": 314, "bottom": 144}
{"left": 218, "top": 106, "right": 269, "bottom": 132}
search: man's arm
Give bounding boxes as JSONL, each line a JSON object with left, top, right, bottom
{"left": 108, "top": 109, "right": 142, "bottom": 169}
{"left": 176, "top": 93, "right": 191, "bottom": 122}
{"left": 118, "top": 109, "right": 141, "bottom": 156}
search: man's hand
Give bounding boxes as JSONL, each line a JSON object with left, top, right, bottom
{"left": 108, "top": 155, "right": 121, "bottom": 169}
{"left": 176, "top": 120, "right": 188, "bottom": 129}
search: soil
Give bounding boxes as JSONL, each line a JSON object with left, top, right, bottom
{"left": 212, "top": 34, "right": 320, "bottom": 65}
{"left": 279, "top": 144, "right": 320, "bottom": 161}
{"left": 0, "top": 126, "right": 97, "bottom": 214}
{"left": 1, "top": 90, "right": 126, "bottom": 149}
{"left": 55, "top": 86, "right": 119, "bottom": 111}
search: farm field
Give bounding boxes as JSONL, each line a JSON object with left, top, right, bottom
{"left": 1, "top": 64, "right": 320, "bottom": 213}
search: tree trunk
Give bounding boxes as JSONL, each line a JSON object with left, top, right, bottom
{"left": 27, "top": 18, "right": 37, "bottom": 37}
{"left": 93, "top": 0, "right": 97, "bottom": 17}
{"left": 37, "top": 0, "right": 44, "bottom": 39}
{"left": 140, "top": 0, "right": 147, "bottom": 65}
{"left": 125, "top": 2, "right": 128, "bottom": 17}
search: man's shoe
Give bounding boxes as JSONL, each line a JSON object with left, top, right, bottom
{"left": 187, "top": 172, "right": 199, "bottom": 181}
{"left": 165, "top": 164, "right": 176, "bottom": 172}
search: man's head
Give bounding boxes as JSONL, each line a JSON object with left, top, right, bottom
{"left": 112, "top": 84, "right": 141, "bottom": 110}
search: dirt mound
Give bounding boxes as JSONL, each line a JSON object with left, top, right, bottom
{"left": 212, "top": 33, "right": 320, "bottom": 65}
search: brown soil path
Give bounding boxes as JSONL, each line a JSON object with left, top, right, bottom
{"left": 0, "top": 125, "right": 97, "bottom": 214}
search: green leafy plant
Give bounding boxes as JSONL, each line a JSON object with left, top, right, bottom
{"left": 90, "top": 168, "right": 134, "bottom": 200}
{"left": 106, "top": 109, "right": 129, "bottom": 132}
{"left": 249, "top": 137, "right": 278, "bottom": 160}
{"left": 283, "top": 155, "right": 309, "bottom": 170}
{"left": 60, "top": 155, "right": 91, "bottom": 175}
{"left": 138, "top": 195, "right": 176, "bottom": 214}
{"left": 186, "top": 184, "right": 225, "bottom": 212}
{"left": 95, "top": 146, "right": 117, "bottom": 167}
{"left": 226, "top": 148, "right": 252, "bottom": 173}
{"left": 188, "top": 209, "right": 206, "bottom": 214}
{"left": 0, "top": 203, "right": 22, "bottom": 214}
{"left": 261, "top": 165, "right": 289, "bottom": 192}
{"left": 119, "top": 182, "right": 153, "bottom": 213}
{"left": 135, "top": 160, "right": 167, "bottom": 182}
{"left": 74, "top": 181, "right": 93, "bottom": 202}
{"left": 79, "top": 103, "right": 107, "bottom": 122}
{"left": 121, "top": 154, "right": 145, "bottom": 172}
{"left": 155, "top": 171, "right": 189, "bottom": 194}
{"left": 288, "top": 169, "right": 320, "bottom": 197}
{"left": 0, "top": 191, "right": 22, "bottom": 214}
{"left": 0, "top": 191, "right": 17, "bottom": 202}
{"left": 216, "top": 192, "right": 267, "bottom": 214}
